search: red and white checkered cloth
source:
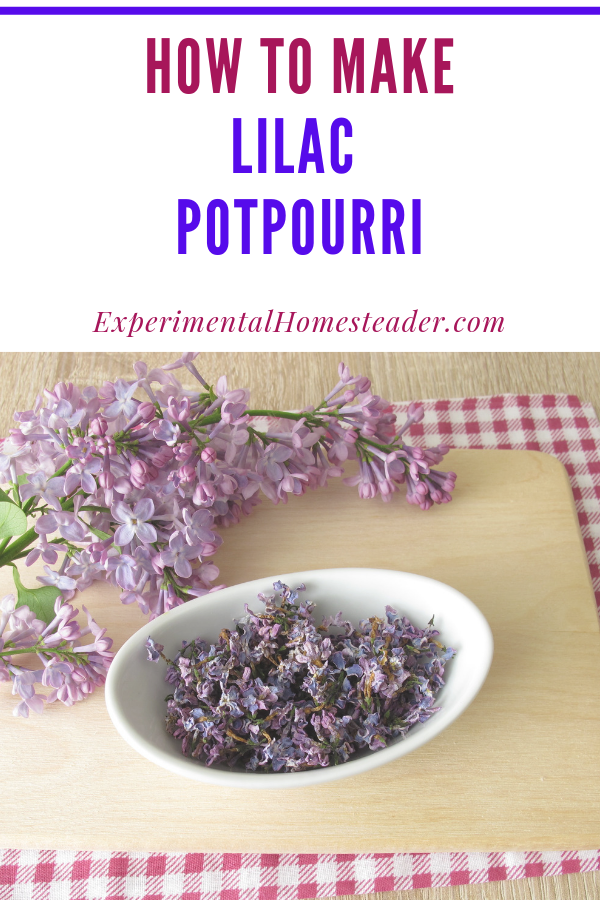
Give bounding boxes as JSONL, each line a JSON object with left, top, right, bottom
{"left": 2, "top": 393, "right": 600, "bottom": 900}
{"left": 404, "top": 393, "right": 600, "bottom": 612}
{"left": 1, "top": 848, "right": 599, "bottom": 899}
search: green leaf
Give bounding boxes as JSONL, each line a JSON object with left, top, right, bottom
{"left": 0, "top": 501, "right": 27, "bottom": 539}
{"left": 0, "top": 487, "right": 16, "bottom": 506}
{"left": 88, "top": 524, "right": 111, "bottom": 540}
{"left": 12, "top": 567, "right": 60, "bottom": 624}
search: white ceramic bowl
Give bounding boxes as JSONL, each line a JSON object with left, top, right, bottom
{"left": 105, "top": 568, "right": 493, "bottom": 789}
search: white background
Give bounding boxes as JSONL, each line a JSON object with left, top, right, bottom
{"left": 0, "top": 3, "right": 599, "bottom": 349}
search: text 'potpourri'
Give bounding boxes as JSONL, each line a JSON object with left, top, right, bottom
{"left": 145, "top": 38, "right": 454, "bottom": 260}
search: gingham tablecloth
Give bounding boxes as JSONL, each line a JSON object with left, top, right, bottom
{"left": 3, "top": 393, "right": 600, "bottom": 900}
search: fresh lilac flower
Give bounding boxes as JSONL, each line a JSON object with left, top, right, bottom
{"left": 71, "top": 629, "right": 113, "bottom": 658}
{"left": 41, "top": 604, "right": 81, "bottom": 645}
{"left": 25, "top": 533, "right": 68, "bottom": 567}
{"left": 256, "top": 443, "right": 293, "bottom": 483}
{"left": 64, "top": 456, "right": 102, "bottom": 495}
{"left": 13, "top": 682, "right": 45, "bottom": 718}
{"left": 152, "top": 417, "right": 181, "bottom": 445}
{"left": 138, "top": 401, "right": 157, "bottom": 422}
{"left": 103, "top": 379, "right": 138, "bottom": 420}
{"left": 159, "top": 531, "right": 198, "bottom": 579}
{"left": 46, "top": 398, "right": 86, "bottom": 430}
{"left": 0, "top": 595, "right": 112, "bottom": 716}
{"left": 130, "top": 460, "right": 158, "bottom": 489}
{"left": 167, "top": 396, "right": 192, "bottom": 423}
{"left": 0, "top": 436, "right": 31, "bottom": 474}
{"left": 162, "top": 352, "right": 199, "bottom": 371}
{"left": 182, "top": 508, "right": 218, "bottom": 546}
{"left": 66, "top": 437, "right": 93, "bottom": 462}
{"left": 35, "top": 512, "right": 83, "bottom": 541}
{"left": 106, "top": 554, "right": 140, "bottom": 591}
{"left": 0, "top": 354, "right": 456, "bottom": 724}
{"left": 111, "top": 499, "right": 157, "bottom": 546}
{"left": 162, "top": 353, "right": 210, "bottom": 389}
{"left": 37, "top": 566, "right": 77, "bottom": 592}
{"left": 133, "top": 361, "right": 171, "bottom": 404}
{"left": 65, "top": 549, "right": 105, "bottom": 589}
{"left": 20, "top": 472, "right": 66, "bottom": 511}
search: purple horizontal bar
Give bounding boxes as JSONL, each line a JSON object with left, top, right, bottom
{"left": 1, "top": 5, "right": 600, "bottom": 13}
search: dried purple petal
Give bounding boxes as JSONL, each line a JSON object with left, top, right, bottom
{"left": 155, "top": 583, "right": 455, "bottom": 773}
{"left": 145, "top": 637, "right": 164, "bottom": 662}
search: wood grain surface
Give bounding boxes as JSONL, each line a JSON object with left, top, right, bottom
{"left": 0, "top": 352, "right": 599, "bottom": 900}
{"left": 1, "top": 354, "right": 600, "bottom": 432}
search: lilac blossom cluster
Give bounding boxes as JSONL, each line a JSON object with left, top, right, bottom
{"left": 149, "top": 582, "right": 454, "bottom": 773}
{"left": 0, "top": 593, "right": 113, "bottom": 717}
{"left": 0, "top": 354, "right": 455, "bottom": 716}
{"left": 0, "top": 354, "right": 455, "bottom": 617}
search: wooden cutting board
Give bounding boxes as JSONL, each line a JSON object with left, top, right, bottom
{"left": 1, "top": 449, "right": 599, "bottom": 852}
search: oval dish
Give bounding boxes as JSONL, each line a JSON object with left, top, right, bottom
{"left": 105, "top": 567, "right": 493, "bottom": 789}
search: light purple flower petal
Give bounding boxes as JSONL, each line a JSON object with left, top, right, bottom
{"left": 114, "top": 522, "right": 135, "bottom": 546}
{"left": 174, "top": 557, "right": 193, "bottom": 579}
{"left": 111, "top": 501, "right": 133, "bottom": 525}
{"left": 58, "top": 520, "right": 87, "bottom": 542}
{"left": 35, "top": 514, "right": 58, "bottom": 535}
{"left": 133, "top": 498, "right": 154, "bottom": 521}
{"left": 136, "top": 522, "right": 157, "bottom": 544}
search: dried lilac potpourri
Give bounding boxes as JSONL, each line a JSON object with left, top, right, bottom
{"left": 146, "top": 582, "right": 455, "bottom": 773}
